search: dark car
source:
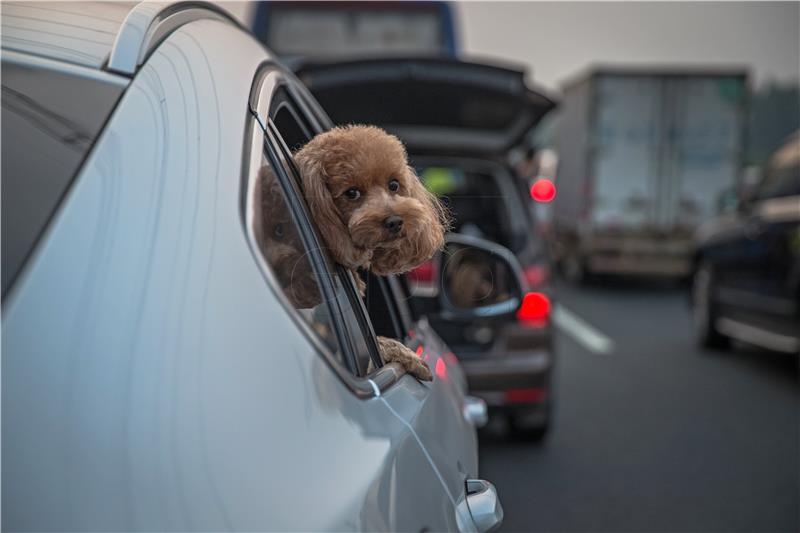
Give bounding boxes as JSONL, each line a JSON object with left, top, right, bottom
{"left": 691, "top": 132, "right": 800, "bottom": 354}
{"left": 295, "top": 57, "right": 559, "bottom": 438}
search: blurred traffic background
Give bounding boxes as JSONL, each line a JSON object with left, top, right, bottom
{"left": 220, "top": 1, "right": 799, "bottom": 531}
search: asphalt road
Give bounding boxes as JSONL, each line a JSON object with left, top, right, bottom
{"left": 479, "top": 279, "right": 799, "bottom": 533}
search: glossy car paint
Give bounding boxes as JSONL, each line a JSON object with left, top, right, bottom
{"left": 3, "top": 12, "right": 482, "bottom": 532}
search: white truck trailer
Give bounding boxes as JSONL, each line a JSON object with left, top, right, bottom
{"left": 554, "top": 67, "right": 748, "bottom": 280}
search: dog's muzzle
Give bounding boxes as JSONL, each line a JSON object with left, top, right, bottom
{"left": 383, "top": 215, "right": 403, "bottom": 235}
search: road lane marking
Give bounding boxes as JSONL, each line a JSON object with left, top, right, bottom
{"left": 553, "top": 305, "right": 615, "bottom": 355}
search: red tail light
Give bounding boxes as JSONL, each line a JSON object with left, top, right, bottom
{"left": 505, "top": 387, "right": 547, "bottom": 404}
{"left": 523, "top": 265, "right": 549, "bottom": 288}
{"left": 516, "top": 292, "right": 551, "bottom": 325}
{"left": 408, "top": 259, "right": 434, "bottom": 283}
{"left": 530, "top": 178, "right": 556, "bottom": 203}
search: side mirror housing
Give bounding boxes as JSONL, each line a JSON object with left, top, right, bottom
{"left": 408, "top": 234, "right": 526, "bottom": 321}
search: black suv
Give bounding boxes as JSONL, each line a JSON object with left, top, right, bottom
{"left": 691, "top": 132, "right": 800, "bottom": 355}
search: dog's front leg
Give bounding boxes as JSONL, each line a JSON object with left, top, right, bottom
{"left": 373, "top": 336, "right": 433, "bottom": 381}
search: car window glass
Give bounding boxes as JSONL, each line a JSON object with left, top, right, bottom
{"left": 419, "top": 165, "right": 514, "bottom": 248}
{"left": 254, "top": 159, "right": 343, "bottom": 362}
{"left": 758, "top": 162, "right": 800, "bottom": 200}
{"left": 756, "top": 138, "right": 800, "bottom": 200}
{"left": 1, "top": 60, "right": 123, "bottom": 297}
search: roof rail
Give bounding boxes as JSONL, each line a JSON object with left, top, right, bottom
{"left": 106, "top": 1, "right": 241, "bottom": 76}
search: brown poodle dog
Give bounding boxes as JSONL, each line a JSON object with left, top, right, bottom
{"left": 295, "top": 125, "right": 447, "bottom": 276}
{"left": 295, "top": 125, "right": 448, "bottom": 380}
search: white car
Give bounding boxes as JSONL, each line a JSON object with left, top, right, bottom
{"left": 1, "top": 2, "right": 520, "bottom": 531}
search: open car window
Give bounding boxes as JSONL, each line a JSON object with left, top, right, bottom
{"left": 265, "top": 86, "right": 384, "bottom": 377}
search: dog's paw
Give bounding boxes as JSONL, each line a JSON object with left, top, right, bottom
{"left": 377, "top": 336, "right": 433, "bottom": 381}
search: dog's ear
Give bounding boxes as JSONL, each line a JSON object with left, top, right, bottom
{"left": 406, "top": 164, "right": 449, "bottom": 260}
{"left": 295, "top": 144, "right": 371, "bottom": 268}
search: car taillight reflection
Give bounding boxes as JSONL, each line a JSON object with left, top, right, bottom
{"left": 530, "top": 178, "right": 556, "bottom": 203}
{"left": 523, "top": 264, "right": 549, "bottom": 288}
{"left": 408, "top": 259, "right": 434, "bottom": 282}
{"left": 435, "top": 358, "right": 447, "bottom": 380}
{"left": 516, "top": 292, "right": 551, "bottom": 326}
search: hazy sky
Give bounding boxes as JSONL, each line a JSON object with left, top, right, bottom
{"left": 455, "top": 2, "right": 800, "bottom": 93}
{"left": 225, "top": 1, "right": 799, "bottom": 93}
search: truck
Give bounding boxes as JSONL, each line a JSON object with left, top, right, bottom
{"left": 251, "top": 1, "right": 459, "bottom": 61}
{"left": 553, "top": 67, "right": 748, "bottom": 281}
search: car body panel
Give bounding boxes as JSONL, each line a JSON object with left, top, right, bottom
{"left": 1, "top": 1, "right": 130, "bottom": 69}
{"left": 693, "top": 134, "right": 800, "bottom": 352}
{"left": 3, "top": 17, "right": 478, "bottom": 531}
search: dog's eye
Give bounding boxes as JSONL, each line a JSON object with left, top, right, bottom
{"left": 388, "top": 179, "right": 400, "bottom": 193}
{"left": 345, "top": 188, "right": 361, "bottom": 200}
{"left": 273, "top": 223, "right": 284, "bottom": 239}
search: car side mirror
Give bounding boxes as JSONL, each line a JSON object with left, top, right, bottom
{"left": 408, "top": 234, "right": 525, "bottom": 320}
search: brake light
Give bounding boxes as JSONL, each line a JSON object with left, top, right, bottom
{"left": 504, "top": 387, "right": 547, "bottom": 404}
{"left": 523, "top": 265, "right": 549, "bottom": 288}
{"left": 530, "top": 178, "right": 556, "bottom": 203}
{"left": 408, "top": 259, "right": 434, "bottom": 283}
{"left": 516, "top": 292, "right": 551, "bottom": 325}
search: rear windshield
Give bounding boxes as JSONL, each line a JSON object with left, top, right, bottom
{"left": 420, "top": 166, "right": 519, "bottom": 250}
{"left": 1, "top": 59, "right": 123, "bottom": 297}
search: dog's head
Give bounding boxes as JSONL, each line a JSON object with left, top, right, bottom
{"left": 259, "top": 167, "right": 321, "bottom": 309}
{"left": 295, "top": 125, "right": 447, "bottom": 275}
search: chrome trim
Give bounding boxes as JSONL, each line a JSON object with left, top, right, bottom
{"left": 107, "top": 1, "right": 240, "bottom": 76}
{"left": 461, "top": 479, "right": 504, "bottom": 533}
{"left": 463, "top": 396, "right": 489, "bottom": 428}
{"left": 716, "top": 317, "right": 800, "bottom": 354}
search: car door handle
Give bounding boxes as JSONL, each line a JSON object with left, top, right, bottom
{"left": 463, "top": 396, "right": 488, "bottom": 428}
{"left": 465, "top": 479, "right": 504, "bottom": 532}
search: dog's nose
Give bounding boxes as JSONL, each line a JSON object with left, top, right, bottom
{"left": 383, "top": 215, "right": 404, "bottom": 234}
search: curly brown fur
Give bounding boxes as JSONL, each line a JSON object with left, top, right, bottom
{"left": 293, "top": 125, "right": 447, "bottom": 381}
{"left": 370, "top": 337, "right": 433, "bottom": 381}
{"left": 294, "top": 125, "right": 448, "bottom": 275}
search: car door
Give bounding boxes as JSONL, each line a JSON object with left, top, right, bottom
{"left": 735, "top": 140, "right": 800, "bottom": 339}
{"left": 251, "top": 66, "right": 483, "bottom": 530}
{"left": 706, "top": 137, "right": 799, "bottom": 348}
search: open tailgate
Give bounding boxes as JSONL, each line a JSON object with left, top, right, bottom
{"left": 295, "top": 57, "right": 556, "bottom": 155}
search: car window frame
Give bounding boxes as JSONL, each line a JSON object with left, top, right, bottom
{"left": 265, "top": 118, "right": 384, "bottom": 373}
{"left": 244, "top": 63, "right": 406, "bottom": 396}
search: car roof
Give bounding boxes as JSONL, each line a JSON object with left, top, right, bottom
{"left": 0, "top": 1, "right": 247, "bottom": 76}
{"left": 1, "top": 1, "right": 133, "bottom": 69}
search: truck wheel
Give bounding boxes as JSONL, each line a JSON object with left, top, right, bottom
{"left": 692, "top": 262, "right": 730, "bottom": 350}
